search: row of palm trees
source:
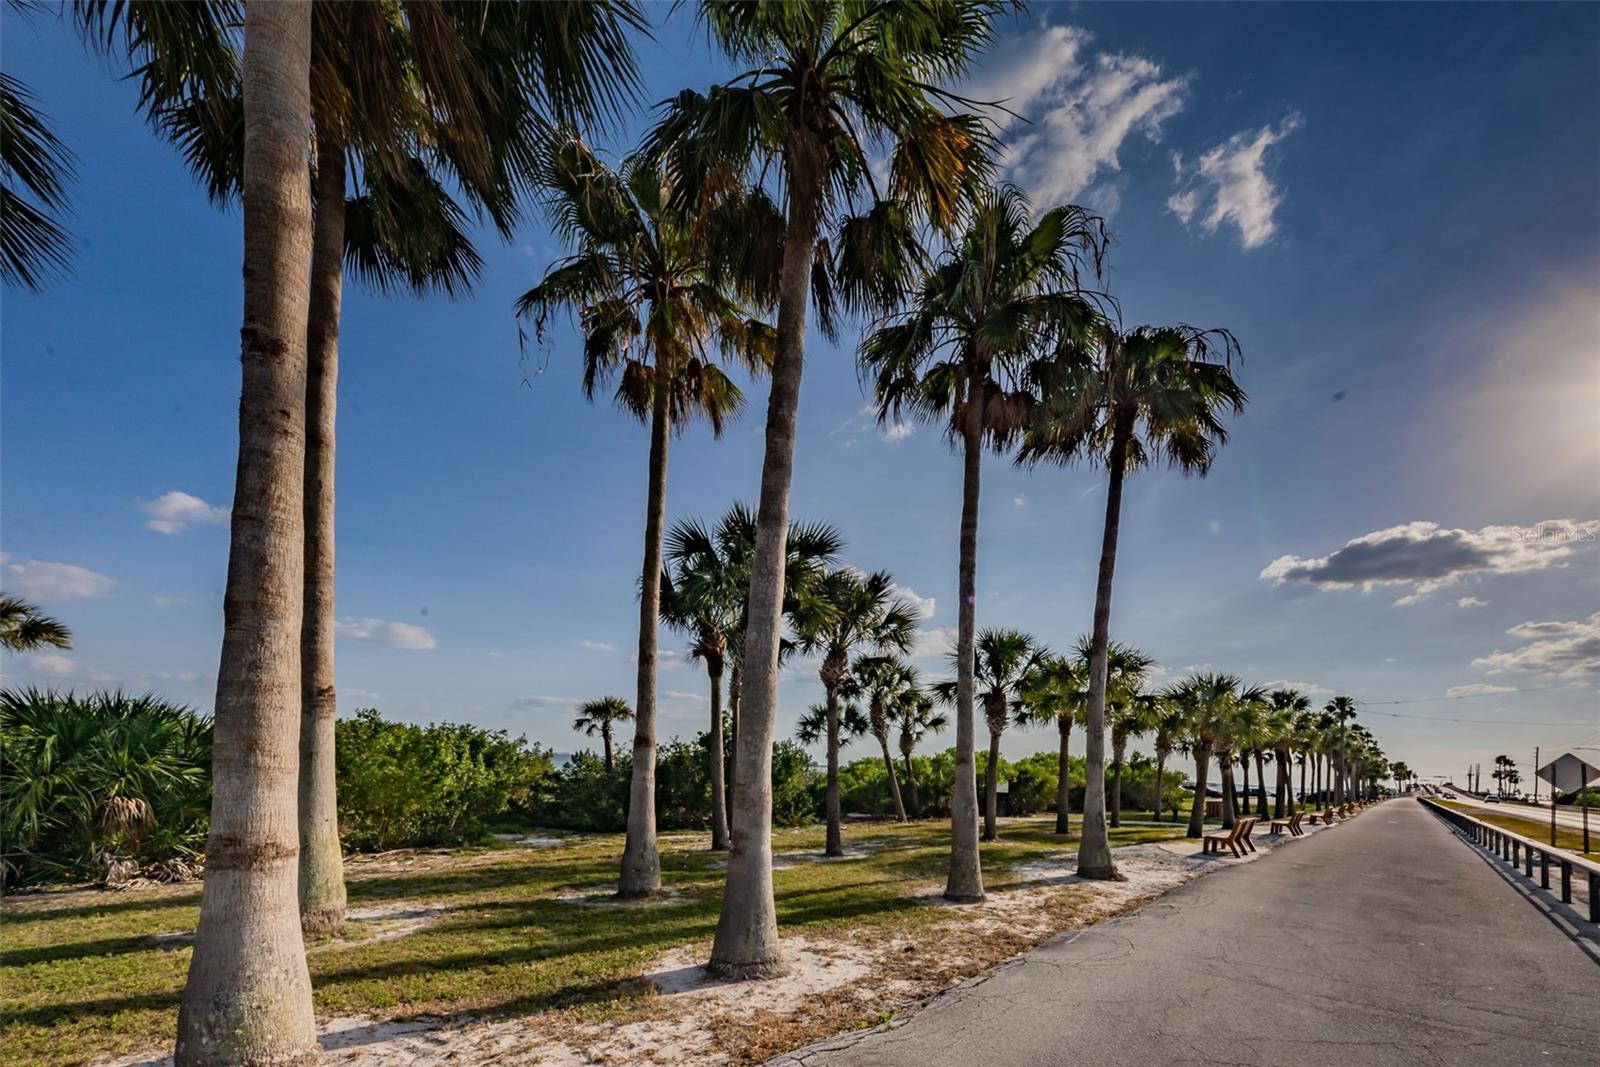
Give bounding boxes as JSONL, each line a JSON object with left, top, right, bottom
{"left": 3, "top": 4, "right": 1387, "bottom": 1060}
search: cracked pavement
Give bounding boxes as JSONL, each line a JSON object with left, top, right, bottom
{"left": 767, "top": 799, "right": 1599, "bottom": 1067}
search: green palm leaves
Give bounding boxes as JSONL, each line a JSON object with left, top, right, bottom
{"left": 0, "top": 595, "right": 72, "bottom": 653}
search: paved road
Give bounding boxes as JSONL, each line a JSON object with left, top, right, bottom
{"left": 774, "top": 799, "right": 1599, "bottom": 1067}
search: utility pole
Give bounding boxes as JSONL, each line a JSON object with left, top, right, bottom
{"left": 1533, "top": 746, "right": 1540, "bottom": 805}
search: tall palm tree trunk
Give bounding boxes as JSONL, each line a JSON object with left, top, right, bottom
{"left": 982, "top": 727, "right": 1000, "bottom": 841}
{"left": 1298, "top": 754, "right": 1306, "bottom": 812}
{"left": 602, "top": 726, "right": 615, "bottom": 774}
{"left": 708, "top": 657, "right": 729, "bottom": 851}
{"left": 1186, "top": 746, "right": 1211, "bottom": 839}
{"left": 1220, "top": 761, "right": 1236, "bottom": 828}
{"left": 176, "top": 4, "right": 318, "bottom": 1061}
{"left": 1054, "top": 718, "right": 1073, "bottom": 834}
{"left": 709, "top": 179, "right": 820, "bottom": 977}
{"left": 902, "top": 749, "right": 920, "bottom": 817}
{"left": 1255, "top": 751, "right": 1269, "bottom": 818}
{"left": 1110, "top": 734, "right": 1126, "bottom": 828}
{"left": 725, "top": 661, "right": 740, "bottom": 832}
{"left": 824, "top": 687, "right": 843, "bottom": 856}
{"left": 297, "top": 134, "right": 346, "bottom": 937}
{"left": 945, "top": 385, "right": 985, "bottom": 901}
{"left": 1240, "top": 756, "right": 1250, "bottom": 811}
{"left": 1078, "top": 426, "right": 1129, "bottom": 880}
{"left": 879, "top": 732, "right": 907, "bottom": 823}
{"left": 619, "top": 351, "right": 672, "bottom": 897}
{"left": 1152, "top": 747, "right": 1168, "bottom": 823}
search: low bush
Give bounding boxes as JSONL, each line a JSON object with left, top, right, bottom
{"left": 1, "top": 688, "right": 212, "bottom": 886}
{"left": 336, "top": 708, "right": 555, "bottom": 850}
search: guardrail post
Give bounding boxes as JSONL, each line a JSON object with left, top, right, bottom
{"left": 1590, "top": 874, "right": 1599, "bottom": 924}
{"left": 1560, "top": 862, "right": 1572, "bottom": 905}
{"left": 1540, "top": 851, "right": 1550, "bottom": 889}
{"left": 1523, "top": 845, "right": 1533, "bottom": 877}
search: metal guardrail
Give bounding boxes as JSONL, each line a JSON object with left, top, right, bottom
{"left": 1421, "top": 797, "right": 1599, "bottom": 922}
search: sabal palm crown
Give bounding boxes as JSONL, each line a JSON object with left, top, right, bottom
{"left": 573, "top": 696, "right": 633, "bottom": 737}
{"left": 792, "top": 568, "right": 919, "bottom": 684}
{"left": 517, "top": 139, "right": 774, "bottom": 433}
{"left": 863, "top": 185, "right": 1106, "bottom": 449}
{"left": 0, "top": 596, "right": 72, "bottom": 653}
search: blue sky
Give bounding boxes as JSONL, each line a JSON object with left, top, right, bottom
{"left": 3, "top": 3, "right": 1597, "bottom": 785}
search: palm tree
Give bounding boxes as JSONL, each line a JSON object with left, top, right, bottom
{"left": 864, "top": 188, "right": 1104, "bottom": 897}
{"left": 84, "top": 0, "right": 645, "bottom": 934}
{"left": 0, "top": 596, "right": 71, "bottom": 652}
{"left": 894, "top": 689, "right": 948, "bottom": 818}
{"left": 847, "top": 654, "right": 923, "bottom": 824}
{"left": 1267, "top": 689, "right": 1309, "bottom": 817}
{"left": 1176, "top": 674, "right": 1239, "bottom": 840}
{"left": 1325, "top": 696, "right": 1358, "bottom": 805}
{"left": 1213, "top": 684, "right": 1266, "bottom": 828}
{"left": 791, "top": 569, "right": 917, "bottom": 854}
{"left": 573, "top": 697, "right": 633, "bottom": 774}
{"left": 1105, "top": 643, "right": 1156, "bottom": 828}
{"left": 1022, "top": 323, "right": 1245, "bottom": 879}
{"left": 660, "top": 518, "right": 742, "bottom": 851}
{"left": 796, "top": 698, "right": 871, "bottom": 822}
{"left": 675, "top": 502, "right": 844, "bottom": 844}
{"left": 519, "top": 143, "right": 772, "bottom": 897}
{"left": 932, "top": 629, "right": 1047, "bottom": 842}
{"left": 1148, "top": 691, "right": 1186, "bottom": 825}
{"left": 173, "top": 4, "right": 318, "bottom": 1061}
{"left": 647, "top": 2, "right": 1002, "bottom": 974}
{"left": 1016, "top": 651, "right": 1088, "bottom": 834}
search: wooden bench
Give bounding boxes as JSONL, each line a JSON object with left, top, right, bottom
{"left": 1268, "top": 810, "right": 1305, "bottom": 837}
{"left": 1308, "top": 808, "right": 1338, "bottom": 826}
{"left": 1239, "top": 816, "right": 1258, "bottom": 853}
{"left": 1203, "top": 817, "right": 1254, "bottom": 858}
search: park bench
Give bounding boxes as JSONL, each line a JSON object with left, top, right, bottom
{"left": 1239, "top": 816, "right": 1258, "bottom": 852}
{"left": 1308, "top": 808, "right": 1337, "bottom": 826}
{"left": 1202, "top": 817, "right": 1257, "bottom": 858}
{"left": 1268, "top": 810, "right": 1305, "bottom": 837}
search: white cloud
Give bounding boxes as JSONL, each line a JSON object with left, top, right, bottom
{"left": 150, "top": 595, "right": 191, "bottom": 608}
{"left": 581, "top": 640, "right": 618, "bottom": 653}
{"left": 1013, "top": 495, "right": 1028, "bottom": 510}
{"left": 139, "top": 491, "right": 230, "bottom": 534}
{"left": 343, "top": 687, "right": 382, "bottom": 702}
{"left": 1444, "top": 683, "right": 1517, "bottom": 698}
{"left": 1472, "top": 613, "right": 1600, "bottom": 678}
{"left": 661, "top": 690, "right": 708, "bottom": 705}
{"left": 1261, "top": 678, "right": 1333, "bottom": 695}
{"left": 30, "top": 653, "right": 76, "bottom": 675}
{"left": 966, "top": 24, "right": 1187, "bottom": 210}
{"left": 512, "top": 694, "right": 579, "bottom": 709}
{"left": 890, "top": 584, "right": 937, "bottom": 621}
{"left": 1260, "top": 519, "right": 1599, "bottom": 604}
{"left": 1455, "top": 596, "right": 1489, "bottom": 609}
{"left": 1169, "top": 112, "right": 1302, "bottom": 249}
{"left": 881, "top": 421, "right": 914, "bottom": 442}
{"left": 336, "top": 617, "right": 438, "bottom": 650}
{"left": 911, "top": 627, "right": 957, "bottom": 660}
{"left": 2, "top": 559, "right": 116, "bottom": 601}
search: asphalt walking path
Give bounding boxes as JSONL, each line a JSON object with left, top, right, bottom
{"left": 773, "top": 799, "right": 1599, "bottom": 1067}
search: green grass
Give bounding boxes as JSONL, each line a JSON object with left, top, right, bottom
{"left": 1432, "top": 800, "right": 1599, "bottom": 860}
{"left": 0, "top": 818, "right": 1187, "bottom": 1066}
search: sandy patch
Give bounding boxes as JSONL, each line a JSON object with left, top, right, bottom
{"left": 493, "top": 833, "right": 569, "bottom": 848}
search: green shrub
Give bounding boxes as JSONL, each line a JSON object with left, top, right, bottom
{"left": 1, "top": 688, "right": 212, "bottom": 886}
{"left": 335, "top": 708, "right": 554, "bottom": 850}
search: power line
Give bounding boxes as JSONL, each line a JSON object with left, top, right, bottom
{"left": 1357, "top": 683, "right": 1582, "bottom": 706}
{"left": 1353, "top": 706, "right": 1597, "bottom": 727}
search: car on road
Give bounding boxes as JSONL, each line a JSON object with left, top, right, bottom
{"left": 1484, "top": 794, "right": 1501, "bottom": 803}
{"left": 1443, "top": 793, "right": 1457, "bottom": 799}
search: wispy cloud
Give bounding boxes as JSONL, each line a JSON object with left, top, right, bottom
{"left": 967, "top": 24, "right": 1187, "bottom": 211}
{"left": 890, "top": 584, "right": 936, "bottom": 621}
{"left": 30, "top": 652, "right": 76, "bottom": 675}
{"left": 1455, "top": 597, "right": 1489, "bottom": 609}
{"left": 151, "top": 595, "right": 191, "bottom": 608}
{"left": 512, "top": 694, "right": 579, "bottom": 710}
{"left": 139, "top": 490, "right": 230, "bottom": 535}
{"left": 581, "top": 640, "right": 618, "bottom": 653}
{"left": 1260, "top": 519, "right": 1599, "bottom": 605}
{"left": 1169, "top": 112, "right": 1302, "bottom": 249}
{"left": 336, "top": 617, "right": 438, "bottom": 650}
{"left": 2, "top": 558, "right": 116, "bottom": 600}
{"left": 1444, "top": 683, "right": 1517, "bottom": 698}
{"left": 1472, "top": 613, "right": 1600, "bottom": 678}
